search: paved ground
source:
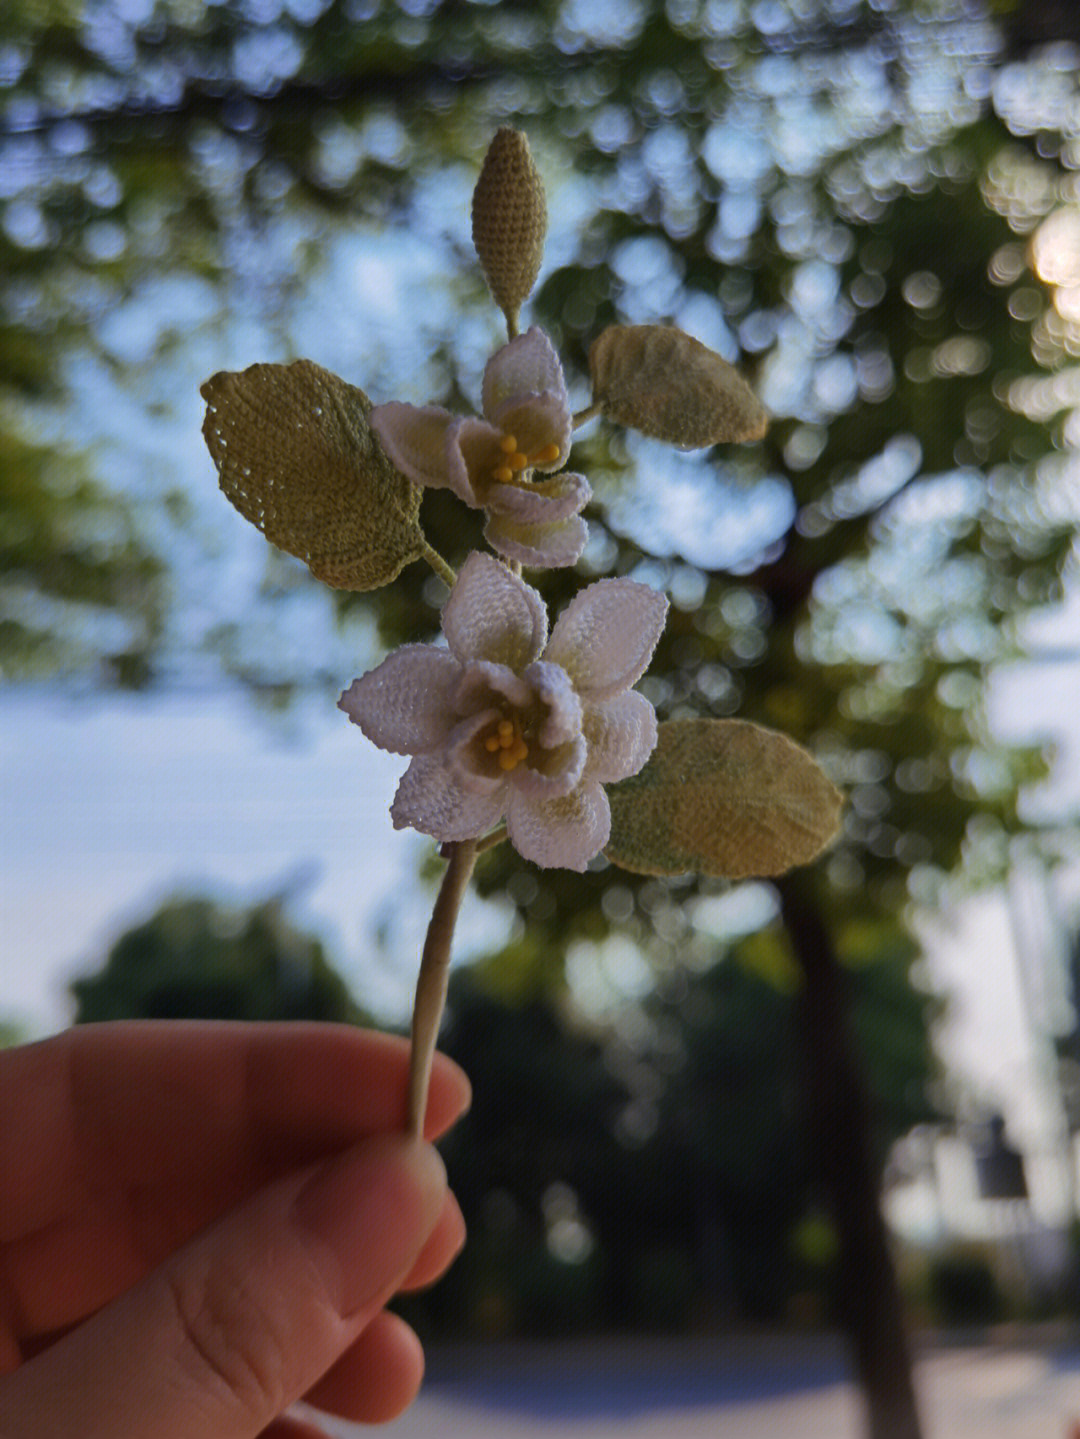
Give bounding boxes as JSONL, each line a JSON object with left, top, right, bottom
{"left": 310, "top": 1328, "right": 1080, "bottom": 1438}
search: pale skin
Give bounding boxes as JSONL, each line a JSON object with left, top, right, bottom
{"left": 0, "top": 1021, "right": 471, "bottom": 1438}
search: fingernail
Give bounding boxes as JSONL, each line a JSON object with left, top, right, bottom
{"left": 294, "top": 1135, "right": 446, "bottom": 1318}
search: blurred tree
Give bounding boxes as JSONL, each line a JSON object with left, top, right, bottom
{"left": 0, "top": 1018, "right": 29, "bottom": 1049}
{"left": 71, "top": 893, "right": 365, "bottom": 1024}
{"left": 419, "top": 963, "right": 625, "bottom": 1336}
{"left": 403, "top": 919, "right": 934, "bottom": 1338}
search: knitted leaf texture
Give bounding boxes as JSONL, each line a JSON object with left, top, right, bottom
{"left": 471, "top": 127, "right": 547, "bottom": 328}
{"left": 589, "top": 325, "right": 769, "bottom": 448}
{"left": 201, "top": 359, "right": 425, "bottom": 590}
{"left": 605, "top": 718, "right": 842, "bottom": 878}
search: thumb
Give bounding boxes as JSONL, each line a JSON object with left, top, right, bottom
{"left": 0, "top": 1134, "right": 447, "bottom": 1439}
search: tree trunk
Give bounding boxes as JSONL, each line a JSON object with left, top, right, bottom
{"left": 777, "top": 872, "right": 923, "bottom": 1439}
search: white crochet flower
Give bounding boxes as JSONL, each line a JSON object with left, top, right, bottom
{"left": 339, "top": 552, "right": 668, "bottom": 870}
{"left": 370, "top": 328, "right": 590, "bottom": 569}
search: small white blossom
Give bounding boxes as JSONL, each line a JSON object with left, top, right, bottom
{"left": 339, "top": 552, "right": 668, "bottom": 870}
{"left": 370, "top": 328, "right": 590, "bottom": 568}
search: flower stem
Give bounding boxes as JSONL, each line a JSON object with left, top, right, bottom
{"left": 439, "top": 823, "right": 505, "bottom": 859}
{"left": 474, "top": 823, "right": 507, "bottom": 854}
{"left": 407, "top": 838, "right": 478, "bottom": 1138}
{"left": 419, "top": 540, "right": 457, "bottom": 590}
{"left": 572, "top": 402, "right": 602, "bottom": 429}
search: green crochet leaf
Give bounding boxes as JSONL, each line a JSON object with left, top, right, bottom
{"left": 606, "top": 718, "right": 842, "bottom": 879}
{"left": 202, "top": 360, "right": 425, "bottom": 591}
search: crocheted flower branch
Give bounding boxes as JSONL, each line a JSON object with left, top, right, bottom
{"left": 200, "top": 128, "right": 842, "bottom": 1136}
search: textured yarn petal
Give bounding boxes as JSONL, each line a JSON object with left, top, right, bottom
{"left": 510, "top": 735, "right": 587, "bottom": 800}
{"left": 544, "top": 578, "right": 668, "bottom": 700}
{"left": 391, "top": 753, "right": 506, "bottom": 840}
{"left": 482, "top": 328, "right": 567, "bottom": 419}
{"left": 486, "top": 472, "right": 590, "bottom": 523}
{"left": 484, "top": 511, "right": 588, "bottom": 568}
{"left": 582, "top": 689, "right": 658, "bottom": 783}
{"left": 445, "top": 709, "right": 517, "bottom": 793}
{"left": 442, "top": 552, "right": 547, "bottom": 668}
{"left": 449, "top": 416, "right": 504, "bottom": 505}
{"left": 369, "top": 402, "right": 456, "bottom": 490}
{"left": 505, "top": 780, "right": 610, "bottom": 871}
{"left": 338, "top": 645, "right": 459, "bottom": 754}
{"left": 520, "top": 660, "right": 584, "bottom": 748}
{"left": 487, "top": 393, "right": 572, "bottom": 471}
{"left": 453, "top": 658, "right": 533, "bottom": 716}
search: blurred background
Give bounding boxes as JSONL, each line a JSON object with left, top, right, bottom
{"left": 5, "top": 0, "right": 1080, "bottom": 1434}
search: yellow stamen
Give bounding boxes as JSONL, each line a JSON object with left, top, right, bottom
{"left": 508, "top": 451, "right": 529, "bottom": 471}
{"left": 500, "top": 433, "right": 519, "bottom": 454}
{"left": 485, "top": 715, "right": 529, "bottom": 772}
{"left": 493, "top": 464, "right": 514, "bottom": 483}
{"left": 532, "top": 442, "right": 561, "bottom": 465}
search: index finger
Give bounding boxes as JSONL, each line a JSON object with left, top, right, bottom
{"left": 0, "top": 1021, "right": 470, "bottom": 1244}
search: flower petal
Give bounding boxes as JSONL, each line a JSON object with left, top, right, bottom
{"left": 486, "top": 472, "right": 590, "bottom": 524}
{"left": 544, "top": 578, "right": 669, "bottom": 700}
{"left": 505, "top": 780, "right": 611, "bottom": 871}
{"left": 511, "top": 735, "right": 587, "bottom": 800}
{"left": 482, "top": 328, "right": 567, "bottom": 419}
{"left": 453, "top": 658, "right": 533, "bottom": 715}
{"left": 445, "top": 708, "right": 518, "bottom": 794}
{"left": 370, "top": 403, "right": 456, "bottom": 490}
{"left": 441, "top": 551, "right": 548, "bottom": 669}
{"left": 449, "top": 416, "right": 504, "bottom": 506}
{"left": 338, "top": 645, "right": 459, "bottom": 754}
{"left": 582, "top": 689, "right": 658, "bottom": 783}
{"left": 488, "top": 393, "right": 572, "bottom": 471}
{"left": 391, "top": 753, "right": 506, "bottom": 841}
{"left": 521, "top": 660, "right": 583, "bottom": 748}
{"left": 485, "top": 512, "right": 588, "bottom": 569}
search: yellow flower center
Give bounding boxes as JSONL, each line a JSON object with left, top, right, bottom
{"left": 491, "top": 432, "right": 562, "bottom": 486}
{"left": 483, "top": 714, "right": 529, "bottom": 772}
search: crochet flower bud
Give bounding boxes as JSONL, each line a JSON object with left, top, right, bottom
{"left": 471, "top": 127, "right": 547, "bottom": 331}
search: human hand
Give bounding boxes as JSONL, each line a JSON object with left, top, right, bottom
{"left": 0, "top": 1020, "right": 471, "bottom": 1437}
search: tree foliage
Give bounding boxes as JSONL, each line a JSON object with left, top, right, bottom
{"left": 71, "top": 894, "right": 365, "bottom": 1024}
{"left": 402, "top": 918, "right": 935, "bottom": 1336}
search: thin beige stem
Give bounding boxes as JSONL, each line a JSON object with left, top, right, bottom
{"left": 407, "top": 838, "right": 478, "bottom": 1138}
{"left": 439, "top": 823, "right": 505, "bottom": 859}
{"left": 419, "top": 540, "right": 457, "bottom": 590}
{"left": 505, "top": 307, "right": 520, "bottom": 341}
{"left": 572, "top": 402, "right": 602, "bottom": 429}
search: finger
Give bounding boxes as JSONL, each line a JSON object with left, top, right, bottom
{"left": 2, "top": 1021, "right": 470, "bottom": 1226}
{"left": 0, "top": 1135, "right": 446, "bottom": 1439}
{"left": 1, "top": 1024, "right": 470, "bottom": 1339}
{"left": 399, "top": 1190, "right": 466, "bottom": 1292}
{"left": 4, "top": 1199, "right": 464, "bottom": 1385}
{"left": 303, "top": 1310, "right": 425, "bottom": 1424}
{"left": 260, "top": 1417, "right": 332, "bottom": 1439}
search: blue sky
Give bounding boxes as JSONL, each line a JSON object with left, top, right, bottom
{"left": 0, "top": 684, "right": 508, "bottom": 1032}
